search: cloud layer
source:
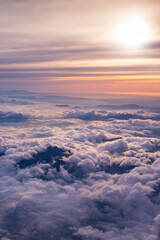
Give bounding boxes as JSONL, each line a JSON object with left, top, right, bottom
{"left": 0, "top": 94, "right": 160, "bottom": 239}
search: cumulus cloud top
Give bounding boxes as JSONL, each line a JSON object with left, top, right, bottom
{"left": 0, "top": 95, "right": 160, "bottom": 239}
{"left": 65, "top": 109, "right": 160, "bottom": 122}
{"left": 0, "top": 111, "right": 30, "bottom": 123}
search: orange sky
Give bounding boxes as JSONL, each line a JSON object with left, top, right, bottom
{"left": 0, "top": 0, "right": 160, "bottom": 99}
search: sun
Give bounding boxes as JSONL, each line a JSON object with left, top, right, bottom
{"left": 115, "top": 16, "right": 151, "bottom": 48}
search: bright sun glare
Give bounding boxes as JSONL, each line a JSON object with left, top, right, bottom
{"left": 115, "top": 16, "right": 151, "bottom": 48}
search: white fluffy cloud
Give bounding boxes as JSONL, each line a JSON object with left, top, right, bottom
{"left": 0, "top": 94, "right": 160, "bottom": 239}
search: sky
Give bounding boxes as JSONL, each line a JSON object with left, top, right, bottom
{"left": 0, "top": 0, "right": 160, "bottom": 101}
